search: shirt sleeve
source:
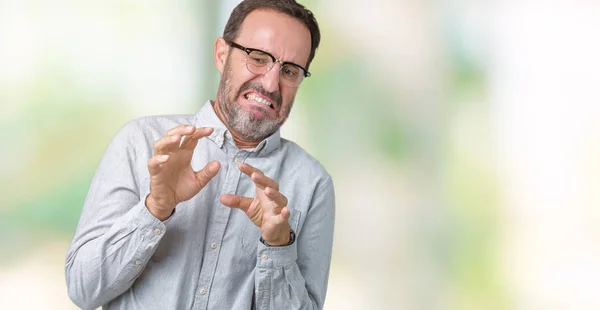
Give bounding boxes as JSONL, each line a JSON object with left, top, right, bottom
{"left": 254, "top": 177, "right": 335, "bottom": 310}
{"left": 65, "top": 121, "right": 168, "bottom": 310}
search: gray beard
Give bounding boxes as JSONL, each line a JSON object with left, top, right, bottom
{"left": 217, "top": 61, "right": 291, "bottom": 142}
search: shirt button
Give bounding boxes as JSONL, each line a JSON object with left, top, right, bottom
{"left": 135, "top": 260, "right": 142, "bottom": 266}
{"left": 211, "top": 242, "right": 217, "bottom": 249}
{"left": 234, "top": 157, "right": 241, "bottom": 163}
{"left": 261, "top": 254, "right": 269, "bottom": 261}
{"left": 154, "top": 228, "right": 162, "bottom": 235}
{"left": 200, "top": 288, "right": 207, "bottom": 295}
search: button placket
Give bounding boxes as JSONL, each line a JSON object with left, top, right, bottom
{"left": 192, "top": 148, "right": 239, "bottom": 309}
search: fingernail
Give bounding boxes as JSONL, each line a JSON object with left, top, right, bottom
{"left": 160, "top": 155, "right": 169, "bottom": 161}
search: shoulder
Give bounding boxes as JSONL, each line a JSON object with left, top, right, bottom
{"left": 125, "top": 114, "right": 197, "bottom": 136}
{"left": 279, "top": 138, "right": 333, "bottom": 185}
{"left": 111, "top": 114, "right": 197, "bottom": 143}
{"left": 104, "top": 113, "right": 197, "bottom": 156}
{"left": 277, "top": 139, "right": 335, "bottom": 216}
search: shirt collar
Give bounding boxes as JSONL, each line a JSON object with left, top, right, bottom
{"left": 195, "top": 101, "right": 280, "bottom": 155}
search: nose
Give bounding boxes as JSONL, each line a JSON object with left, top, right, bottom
{"left": 260, "top": 63, "right": 281, "bottom": 93}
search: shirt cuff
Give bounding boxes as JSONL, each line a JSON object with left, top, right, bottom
{"left": 256, "top": 240, "right": 297, "bottom": 268}
{"left": 131, "top": 199, "right": 168, "bottom": 256}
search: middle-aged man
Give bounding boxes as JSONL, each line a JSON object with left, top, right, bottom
{"left": 65, "top": 0, "right": 335, "bottom": 309}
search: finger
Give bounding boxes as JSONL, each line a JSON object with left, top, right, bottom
{"left": 251, "top": 172, "right": 280, "bottom": 191}
{"left": 237, "top": 162, "right": 259, "bottom": 178}
{"left": 154, "top": 127, "right": 213, "bottom": 154}
{"left": 195, "top": 160, "right": 221, "bottom": 188}
{"left": 267, "top": 207, "right": 291, "bottom": 226}
{"left": 237, "top": 162, "right": 279, "bottom": 190}
{"left": 189, "top": 127, "right": 214, "bottom": 139}
{"left": 153, "top": 134, "right": 182, "bottom": 154}
{"left": 179, "top": 134, "right": 200, "bottom": 152}
{"left": 220, "top": 194, "right": 253, "bottom": 212}
{"left": 180, "top": 127, "right": 214, "bottom": 151}
{"left": 175, "top": 127, "right": 213, "bottom": 153}
{"left": 264, "top": 186, "right": 288, "bottom": 207}
{"left": 166, "top": 124, "right": 197, "bottom": 137}
{"left": 147, "top": 154, "right": 169, "bottom": 174}
{"left": 280, "top": 207, "right": 290, "bottom": 221}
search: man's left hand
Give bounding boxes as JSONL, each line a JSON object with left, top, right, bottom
{"left": 220, "top": 162, "right": 291, "bottom": 246}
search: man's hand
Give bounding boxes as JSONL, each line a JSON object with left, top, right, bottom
{"left": 146, "top": 125, "right": 221, "bottom": 221}
{"left": 220, "top": 162, "right": 291, "bottom": 246}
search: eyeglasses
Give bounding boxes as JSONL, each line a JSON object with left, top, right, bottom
{"left": 227, "top": 41, "right": 311, "bottom": 88}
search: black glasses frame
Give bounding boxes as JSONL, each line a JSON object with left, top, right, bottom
{"left": 227, "top": 41, "right": 311, "bottom": 78}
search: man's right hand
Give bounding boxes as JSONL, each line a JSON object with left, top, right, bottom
{"left": 146, "top": 125, "right": 221, "bottom": 221}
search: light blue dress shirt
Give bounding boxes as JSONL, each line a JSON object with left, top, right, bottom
{"left": 65, "top": 101, "right": 335, "bottom": 309}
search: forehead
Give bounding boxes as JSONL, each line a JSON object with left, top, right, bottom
{"left": 236, "top": 9, "right": 311, "bottom": 66}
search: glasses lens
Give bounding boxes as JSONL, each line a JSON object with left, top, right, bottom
{"left": 281, "top": 64, "right": 302, "bottom": 84}
{"left": 245, "top": 49, "right": 306, "bottom": 87}
{"left": 246, "top": 51, "right": 271, "bottom": 75}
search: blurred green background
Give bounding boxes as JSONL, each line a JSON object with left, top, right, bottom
{"left": 1, "top": 1, "right": 600, "bottom": 309}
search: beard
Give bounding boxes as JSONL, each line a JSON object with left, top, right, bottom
{"left": 217, "top": 58, "right": 292, "bottom": 142}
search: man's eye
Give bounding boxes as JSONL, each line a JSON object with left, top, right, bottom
{"left": 282, "top": 66, "right": 300, "bottom": 78}
{"left": 249, "top": 52, "right": 269, "bottom": 65}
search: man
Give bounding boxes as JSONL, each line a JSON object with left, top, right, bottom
{"left": 65, "top": 1, "right": 335, "bottom": 309}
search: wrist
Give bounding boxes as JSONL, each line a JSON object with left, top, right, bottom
{"left": 145, "top": 194, "right": 174, "bottom": 221}
{"left": 261, "top": 229, "right": 295, "bottom": 247}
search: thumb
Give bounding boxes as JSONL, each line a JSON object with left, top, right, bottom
{"left": 220, "top": 194, "right": 253, "bottom": 212}
{"left": 195, "top": 160, "right": 221, "bottom": 188}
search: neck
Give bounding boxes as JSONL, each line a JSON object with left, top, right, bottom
{"left": 211, "top": 100, "right": 261, "bottom": 149}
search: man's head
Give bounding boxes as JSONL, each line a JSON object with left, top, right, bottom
{"left": 213, "top": 0, "right": 320, "bottom": 143}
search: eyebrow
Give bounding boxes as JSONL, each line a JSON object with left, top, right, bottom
{"left": 228, "top": 41, "right": 311, "bottom": 77}
{"left": 256, "top": 47, "right": 304, "bottom": 69}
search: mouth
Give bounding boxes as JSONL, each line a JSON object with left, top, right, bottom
{"left": 242, "top": 91, "right": 276, "bottom": 111}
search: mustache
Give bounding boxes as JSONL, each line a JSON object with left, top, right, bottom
{"left": 238, "top": 81, "right": 282, "bottom": 109}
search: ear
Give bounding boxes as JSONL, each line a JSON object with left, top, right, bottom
{"left": 214, "top": 37, "right": 229, "bottom": 74}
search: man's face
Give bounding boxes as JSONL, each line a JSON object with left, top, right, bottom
{"left": 216, "top": 9, "right": 312, "bottom": 141}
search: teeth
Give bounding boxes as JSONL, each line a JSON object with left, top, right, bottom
{"left": 245, "top": 93, "right": 272, "bottom": 107}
